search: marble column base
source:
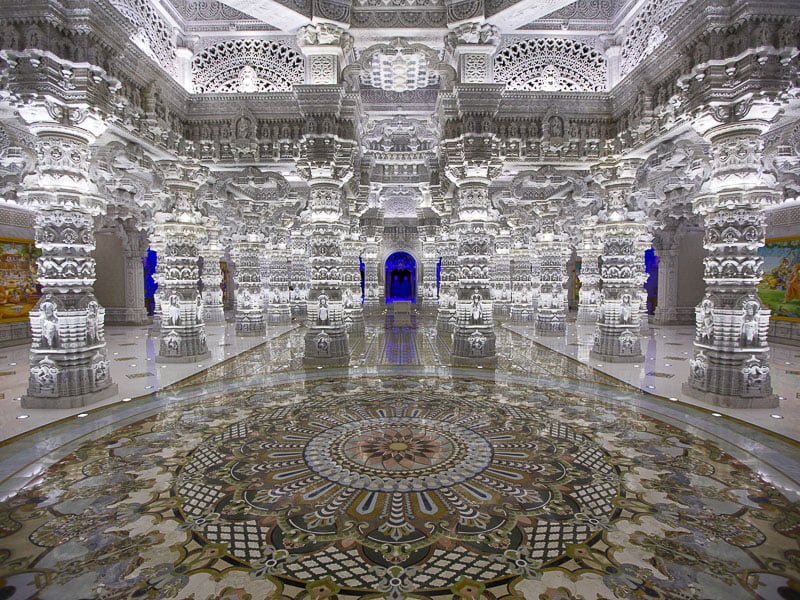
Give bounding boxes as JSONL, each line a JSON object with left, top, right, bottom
{"left": 420, "top": 302, "right": 438, "bottom": 317}
{"left": 22, "top": 383, "right": 118, "bottom": 409}
{"left": 509, "top": 306, "right": 533, "bottom": 323}
{"left": 589, "top": 350, "right": 643, "bottom": 363}
{"left": 344, "top": 310, "right": 365, "bottom": 336}
{"left": 203, "top": 307, "right": 226, "bottom": 323}
{"left": 436, "top": 310, "right": 456, "bottom": 337}
{"left": 268, "top": 306, "right": 292, "bottom": 325}
{"left": 105, "top": 307, "right": 150, "bottom": 325}
{"left": 304, "top": 326, "right": 349, "bottom": 367}
{"left": 535, "top": 317, "right": 566, "bottom": 336}
{"left": 576, "top": 307, "right": 598, "bottom": 325}
{"left": 682, "top": 382, "right": 779, "bottom": 409}
{"left": 236, "top": 319, "right": 265, "bottom": 336}
{"left": 451, "top": 325, "right": 497, "bottom": 368}
{"left": 156, "top": 350, "right": 211, "bottom": 364}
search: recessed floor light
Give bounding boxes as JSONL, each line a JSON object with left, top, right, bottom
{"left": 477, "top": 365, "right": 483, "bottom": 369}
{"left": 317, "top": 366, "right": 323, "bottom": 369}
{"left": 8, "top": 362, "right": 16, "bottom": 366}
{"left": 634, "top": 365, "right": 640, "bottom": 368}
{"left": 144, "top": 385, "right": 154, "bottom": 390}
{"left": 646, "top": 385, "right": 655, "bottom": 389}
{"left": 770, "top": 414, "right": 784, "bottom": 419}
{"left": 16, "top": 414, "right": 29, "bottom": 419}
{"left": 122, "top": 398, "right": 131, "bottom": 402}
{"left": 665, "top": 363, "right": 672, "bottom": 367}
{"left": 711, "top": 412, "right": 722, "bottom": 417}
{"left": 778, "top": 396, "right": 786, "bottom": 401}
{"left": 77, "top": 413, "right": 88, "bottom": 418}
{"left": 669, "top": 397, "right": 678, "bottom": 402}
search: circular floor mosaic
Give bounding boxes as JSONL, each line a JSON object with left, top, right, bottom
{"left": 176, "top": 394, "right": 620, "bottom": 589}
{"left": 0, "top": 376, "right": 798, "bottom": 600}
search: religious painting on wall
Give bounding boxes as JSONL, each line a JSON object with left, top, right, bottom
{"left": 0, "top": 237, "right": 40, "bottom": 323}
{"left": 758, "top": 236, "right": 800, "bottom": 321}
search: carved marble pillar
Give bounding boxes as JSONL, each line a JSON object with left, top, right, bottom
{"left": 534, "top": 208, "right": 570, "bottom": 336}
{"left": 290, "top": 230, "right": 309, "bottom": 319}
{"left": 21, "top": 125, "right": 118, "bottom": 407}
{"left": 591, "top": 159, "right": 646, "bottom": 363}
{"left": 492, "top": 231, "right": 511, "bottom": 319}
{"left": 150, "top": 235, "right": 165, "bottom": 327}
{"left": 259, "top": 247, "right": 271, "bottom": 319}
{"left": 267, "top": 228, "right": 292, "bottom": 325}
{"left": 341, "top": 228, "right": 365, "bottom": 336}
{"left": 232, "top": 212, "right": 266, "bottom": 337}
{"left": 683, "top": 117, "right": 781, "bottom": 407}
{"left": 303, "top": 184, "right": 349, "bottom": 366}
{"left": 509, "top": 229, "right": 533, "bottom": 323}
{"left": 435, "top": 234, "right": 458, "bottom": 338}
{"left": 200, "top": 218, "right": 226, "bottom": 323}
{"left": 154, "top": 164, "right": 210, "bottom": 362}
{"left": 530, "top": 250, "right": 541, "bottom": 316}
{"left": 117, "top": 225, "right": 149, "bottom": 325}
{"left": 362, "top": 238, "right": 381, "bottom": 316}
{"left": 452, "top": 183, "right": 497, "bottom": 366}
{"left": 576, "top": 216, "right": 602, "bottom": 324}
{"left": 421, "top": 237, "right": 439, "bottom": 317}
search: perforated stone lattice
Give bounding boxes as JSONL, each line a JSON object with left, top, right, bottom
{"left": 495, "top": 38, "right": 607, "bottom": 92}
{"left": 192, "top": 39, "right": 304, "bottom": 93}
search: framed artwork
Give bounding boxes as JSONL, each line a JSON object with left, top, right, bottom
{"left": 0, "top": 237, "right": 40, "bottom": 323}
{"left": 758, "top": 236, "right": 800, "bottom": 321}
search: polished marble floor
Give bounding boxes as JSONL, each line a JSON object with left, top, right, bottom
{"left": 0, "top": 316, "right": 798, "bottom": 599}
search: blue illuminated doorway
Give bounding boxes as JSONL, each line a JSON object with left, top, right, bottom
{"left": 385, "top": 251, "right": 416, "bottom": 304}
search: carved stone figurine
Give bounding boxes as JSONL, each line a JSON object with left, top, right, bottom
{"left": 317, "top": 294, "right": 329, "bottom": 325}
{"left": 168, "top": 293, "right": 181, "bottom": 326}
{"left": 620, "top": 294, "right": 632, "bottom": 323}
{"left": 40, "top": 300, "right": 58, "bottom": 348}
{"left": 470, "top": 292, "right": 484, "bottom": 325}
{"left": 699, "top": 298, "right": 714, "bottom": 342}
{"left": 740, "top": 300, "right": 760, "bottom": 346}
{"left": 196, "top": 294, "right": 204, "bottom": 324}
{"left": 86, "top": 301, "right": 99, "bottom": 344}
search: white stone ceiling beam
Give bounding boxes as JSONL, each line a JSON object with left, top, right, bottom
{"left": 217, "top": 0, "right": 309, "bottom": 31}
{"left": 489, "top": 0, "right": 578, "bottom": 31}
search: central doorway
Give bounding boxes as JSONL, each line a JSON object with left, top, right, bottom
{"left": 385, "top": 251, "right": 416, "bottom": 304}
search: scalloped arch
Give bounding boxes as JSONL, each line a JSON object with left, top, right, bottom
{"left": 192, "top": 39, "right": 304, "bottom": 93}
{"left": 495, "top": 38, "right": 607, "bottom": 92}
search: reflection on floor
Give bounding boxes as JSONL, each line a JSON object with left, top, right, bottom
{"left": 505, "top": 321, "right": 799, "bottom": 440}
{"left": 0, "top": 317, "right": 798, "bottom": 599}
